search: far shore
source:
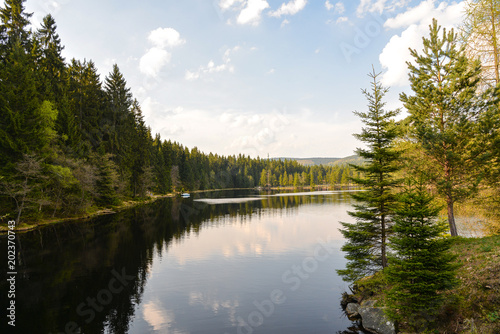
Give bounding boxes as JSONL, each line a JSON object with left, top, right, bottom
{"left": 0, "top": 184, "right": 358, "bottom": 234}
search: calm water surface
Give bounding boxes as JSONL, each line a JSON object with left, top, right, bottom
{"left": 1, "top": 190, "right": 368, "bottom": 334}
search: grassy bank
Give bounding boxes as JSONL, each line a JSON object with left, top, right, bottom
{"left": 348, "top": 234, "right": 500, "bottom": 333}
{"left": 0, "top": 193, "right": 175, "bottom": 233}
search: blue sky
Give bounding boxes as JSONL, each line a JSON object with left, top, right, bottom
{"left": 25, "top": 0, "right": 465, "bottom": 158}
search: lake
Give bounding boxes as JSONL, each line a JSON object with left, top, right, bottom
{"left": 1, "top": 190, "right": 368, "bottom": 334}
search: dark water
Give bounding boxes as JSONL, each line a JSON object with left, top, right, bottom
{"left": 1, "top": 190, "right": 367, "bottom": 334}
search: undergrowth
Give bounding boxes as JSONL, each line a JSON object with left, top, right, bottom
{"left": 348, "top": 235, "right": 500, "bottom": 333}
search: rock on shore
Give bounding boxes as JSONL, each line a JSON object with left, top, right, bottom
{"left": 345, "top": 299, "right": 395, "bottom": 334}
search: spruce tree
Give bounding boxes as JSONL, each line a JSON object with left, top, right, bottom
{"left": 0, "top": 0, "right": 32, "bottom": 49}
{"left": 67, "top": 59, "right": 106, "bottom": 154}
{"left": 401, "top": 19, "right": 497, "bottom": 236}
{"left": 103, "top": 64, "right": 133, "bottom": 161}
{"left": 35, "top": 14, "right": 66, "bottom": 103}
{"left": 337, "top": 68, "right": 401, "bottom": 282}
{"left": 130, "top": 100, "right": 151, "bottom": 197}
{"left": 385, "top": 179, "right": 458, "bottom": 332}
{"left": 0, "top": 0, "right": 39, "bottom": 167}
{"left": 94, "top": 154, "right": 119, "bottom": 206}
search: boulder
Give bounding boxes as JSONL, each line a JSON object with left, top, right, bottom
{"left": 358, "top": 300, "right": 396, "bottom": 334}
{"left": 345, "top": 302, "right": 360, "bottom": 318}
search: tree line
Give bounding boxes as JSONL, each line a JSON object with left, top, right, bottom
{"left": 0, "top": 0, "right": 358, "bottom": 225}
{"left": 338, "top": 4, "right": 500, "bottom": 331}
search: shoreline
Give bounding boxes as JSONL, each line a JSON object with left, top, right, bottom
{"left": 0, "top": 185, "right": 356, "bottom": 234}
{"left": 0, "top": 193, "right": 175, "bottom": 234}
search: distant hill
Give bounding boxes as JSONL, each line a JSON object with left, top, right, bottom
{"left": 274, "top": 155, "right": 364, "bottom": 166}
{"left": 327, "top": 155, "right": 365, "bottom": 166}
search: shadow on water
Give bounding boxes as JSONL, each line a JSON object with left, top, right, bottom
{"left": 0, "top": 190, "right": 366, "bottom": 334}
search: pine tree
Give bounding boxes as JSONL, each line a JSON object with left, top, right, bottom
{"left": 385, "top": 179, "right": 458, "bottom": 332}
{"left": 337, "top": 68, "right": 401, "bottom": 282}
{"left": 401, "top": 19, "right": 497, "bottom": 237}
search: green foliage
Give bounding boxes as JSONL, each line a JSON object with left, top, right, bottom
{"left": 94, "top": 154, "right": 120, "bottom": 206}
{"left": 37, "top": 100, "right": 58, "bottom": 150}
{"left": 338, "top": 68, "right": 402, "bottom": 282}
{"left": 486, "top": 311, "right": 499, "bottom": 323}
{"left": 461, "top": 0, "right": 500, "bottom": 87}
{"left": 400, "top": 18, "right": 499, "bottom": 236}
{"left": 0, "top": 0, "right": 32, "bottom": 48}
{"left": 385, "top": 179, "right": 459, "bottom": 332}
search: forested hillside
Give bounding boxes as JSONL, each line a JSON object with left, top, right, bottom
{"left": 0, "top": 1, "right": 358, "bottom": 225}
{"left": 275, "top": 156, "right": 364, "bottom": 166}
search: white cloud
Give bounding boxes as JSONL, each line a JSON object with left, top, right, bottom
{"left": 139, "top": 48, "right": 171, "bottom": 77}
{"left": 356, "top": 0, "right": 408, "bottom": 17}
{"left": 379, "top": 0, "right": 466, "bottom": 86}
{"left": 148, "top": 27, "right": 186, "bottom": 48}
{"left": 335, "top": 2, "right": 346, "bottom": 14}
{"left": 379, "top": 25, "right": 421, "bottom": 86}
{"left": 336, "top": 16, "right": 348, "bottom": 24}
{"left": 185, "top": 46, "right": 240, "bottom": 80}
{"left": 223, "top": 45, "right": 240, "bottom": 62}
{"left": 281, "top": 18, "right": 290, "bottom": 27}
{"left": 26, "top": 0, "right": 70, "bottom": 27}
{"left": 237, "top": 0, "right": 270, "bottom": 25}
{"left": 219, "top": 0, "right": 244, "bottom": 11}
{"left": 217, "top": 109, "right": 359, "bottom": 157}
{"left": 269, "top": 0, "right": 307, "bottom": 17}
{"left": 139, "top": 27, "right": 185, "bottom": 77}
{"left": 223, "top": 112, "right": 288, "bottom": 153}
{"left": 326, "top": 1, "right": 345, "bottom": 14}
{"left": 185, "top": 61, "right": 231, "bottom": 81}
{"left": 141, "top": 97, "right": 184, "bottom": 119}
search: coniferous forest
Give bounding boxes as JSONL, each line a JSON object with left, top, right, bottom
{"left": 0, "top": 1, "right": 358, "bottom": 225}
{"left": 1, "top": 0, "right": 500, "bottom": 332}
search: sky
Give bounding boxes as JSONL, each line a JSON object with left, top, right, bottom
{"left": 24, "top": 0, "right": 466, "bottom": 159}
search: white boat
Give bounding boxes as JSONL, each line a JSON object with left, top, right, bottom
{"left": 181, "top": 193, "right": 190, "bottom": 198}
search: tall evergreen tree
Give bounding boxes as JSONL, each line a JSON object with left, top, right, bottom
{"left": 337, "top": 69, "right": 401, "bottom": 282}
{"left": 130, "top": 100, "right": 151, "bottom": 197}
{"left": 0, "top": 0, "right": 31, "bottom": 50}
{"left": 0, "top": 0, "right": 38, "bottom": 167}
{"left": 67, "top": 59, "right": 106, "bottom": 154}
{"left": 103, "top": 64, "right": 133, "bottom": 162}
{"left": 401, "top": 19, "right": 497, "bottom": 236}
{"left": 0, "top": 40, "right": 40, "bottom": 162}
{"left": 385, "top": 179, "right": 458, "bottom": 332}
{"left": 35, "top": 14, "right": 66, "bottom": 103}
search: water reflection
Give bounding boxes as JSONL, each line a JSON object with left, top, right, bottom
{"left": 0, "top": 190, "right": 365, "bottom": 334}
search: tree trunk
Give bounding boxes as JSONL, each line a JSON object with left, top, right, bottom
{"left": 447, "top": 198, "right": 458, "bottom": 237}
{"left": 381, "top": 213, "right": 387, "bottom": 268}
{"left": 16, "top": 177, "right": 29, "bottom": 225}
{"left": 381, "top": 229, "right": 387, "bottom": 267}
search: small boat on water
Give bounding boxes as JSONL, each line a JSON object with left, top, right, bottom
{"left": 181, "top": 193, "right": 190, "bottom": 198}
